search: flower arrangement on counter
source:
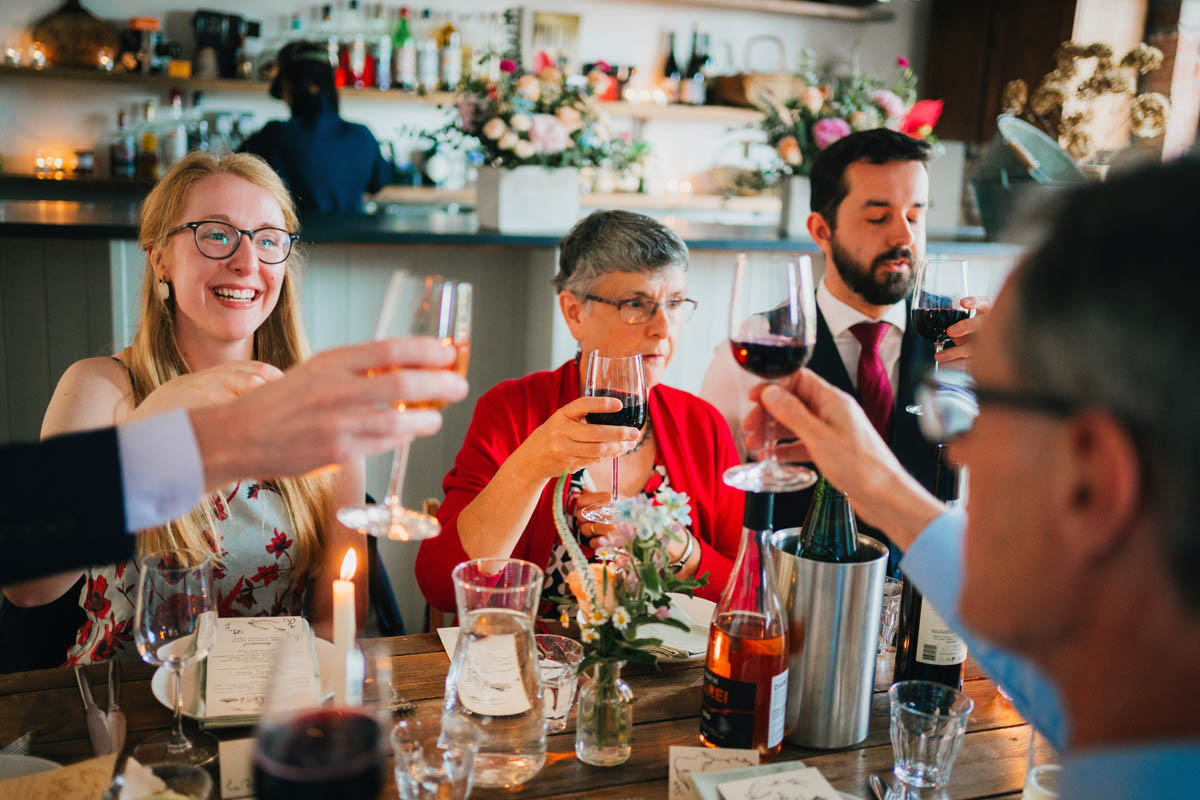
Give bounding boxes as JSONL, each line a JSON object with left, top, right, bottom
{"left": 550, "top": 480, "right": 706, "bottom": 670}
{"left": 1001, "top": 41, "right": 1169, "bottom": 161}
{"left": 439, "top": 58, "right": 630, "bottom": 170}
{"left": 758, "top": 51, "right": 943, "bottom": 178}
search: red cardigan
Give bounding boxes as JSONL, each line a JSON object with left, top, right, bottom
{"left": 416, "top": 360, "right": 746, "bottom": 612}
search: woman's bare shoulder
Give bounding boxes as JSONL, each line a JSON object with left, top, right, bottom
{"left": 42, "top": 353, "right": 135, "bottom": 437}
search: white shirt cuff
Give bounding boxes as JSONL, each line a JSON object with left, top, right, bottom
{"left": 116, "top": 408, "right": 205, "bottom": 533}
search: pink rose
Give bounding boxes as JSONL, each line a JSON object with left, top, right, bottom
{"left": 813, "top": 117, "right": 852, "bottom": 150}
{"left": 799, "top": 85, "right": 825, "bottom": 115}
{"left": 529, "top": 113, "right": 570, "bottom": 154}
{"left": 897, "top": 56, "right": 910, "bottom": 69}
{"left": 870, "top": 89, "right": 906, "bottom": 121}
{"left": 499, "top": 59, "right": 517, "bottom": 73}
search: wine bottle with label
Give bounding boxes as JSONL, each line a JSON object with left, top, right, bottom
{"left": 700, "top": 492, "right": 789, "bottom": 761}
{"left": 797, "top": 475, "right": 859, "bottom": 562}
{"left": 662, "top": 32, "right": 681, "bottom": 103}
{"left": 894, "top": 447, "right": 967, "bottom": 689}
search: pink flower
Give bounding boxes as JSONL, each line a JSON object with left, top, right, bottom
{"left": 654, "top": 605, "right": 671, "bottom": 620}
{"left": 499, "top": 59, "right": 516, "bottom": 73}
{"left": 529, "top": 113, "right": 570, "bottom": 154}
{"left": 870, "top": 89, "right": 906, "bottom": 121}
{"left": 897, "top": 56, "right": 910, "bottom": 69}
{"left": 457, "top": 99, "right": 478, "bottom": 133}
{"left": 813, "top": 117, "right": 852, "bottom": 150}
{"left": 555, "top": 104, "right": 583, "bottom": 132}
{"left": 900, "top": 99, "right": 944, "bottom": 140}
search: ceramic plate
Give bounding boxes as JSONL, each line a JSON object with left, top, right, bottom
{"left": 0, "top": 755, "right": 61, "bottom": 780}
{"left": 151, "top": 638, "right": 335, "bottom": 722}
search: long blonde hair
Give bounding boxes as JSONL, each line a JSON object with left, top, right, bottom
{"left": 129, "top": 151, "right": 330, "bottom": 575}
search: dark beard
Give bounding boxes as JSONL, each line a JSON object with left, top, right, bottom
{"left": 829, "top": 236, "right": 915, "bottom": 306}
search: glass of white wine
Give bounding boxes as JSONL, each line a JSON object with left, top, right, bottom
{"left": 337, "top": 271, "right": 472, "bottom": 541}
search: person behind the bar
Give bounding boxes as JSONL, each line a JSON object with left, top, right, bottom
{"left": 241, "top": 41, "right": 391, "bottom": 215}
{"left": 745, "top": 158, "right": 1200, "bottom": 798}
{"left": 416, "top": 211, "right": 744, "bottom": 618}
{"left": 2, "top": 152, "right": 368, "bottom": 665}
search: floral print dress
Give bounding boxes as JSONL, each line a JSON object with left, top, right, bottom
{"left": 541, "top": 461, "right": 674, "bottom": 620}
{"left": 64, "top": 480, "right": 308, "bottom": 665}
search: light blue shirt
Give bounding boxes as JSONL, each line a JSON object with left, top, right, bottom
{"left": 114, "top": 408, "right": 205, "bottom": 533}
{"left": 901, "top": 510, "right": 1199, "bottom": 799}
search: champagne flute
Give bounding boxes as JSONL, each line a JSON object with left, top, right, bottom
{"left": 579, "top": 352, "right": 647, "bottom": 524}
{"left": 723, "top": 252, "right": 818, "bottom": 493}
{"left": 907, "top": 258, "right": 970, "bottom": 415}
{"left": 337, "top": 272, "right": 472, "bottom": 541}
{"left": 132, "top": 551, "right": 219, "bottom": 766}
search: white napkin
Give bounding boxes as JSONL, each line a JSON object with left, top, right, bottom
{"left": 117, "top": 758, "right": 167, "bottom": 800}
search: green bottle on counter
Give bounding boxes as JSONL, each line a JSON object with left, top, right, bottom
{"left": 797, "top": 476, "right": 859, "bottom": 562}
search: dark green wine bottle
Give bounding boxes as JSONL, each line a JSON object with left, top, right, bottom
{"left": 797, "top": 476, "right": 859, "bottom": 562}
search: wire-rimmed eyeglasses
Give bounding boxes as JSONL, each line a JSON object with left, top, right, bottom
{"left": 584, "top": 294, "right": 698, "bottom": 324}
{"left": 916, "top": 368, "right": 1079, "bottom": 443}
{"left": 166, "top": 220, "right": 298, "bottom": 265}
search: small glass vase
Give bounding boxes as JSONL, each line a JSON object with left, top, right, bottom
{"left": 574, "top": 661, "right": 633, "bottom": 766}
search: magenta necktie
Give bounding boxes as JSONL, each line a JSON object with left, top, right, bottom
{"left": 850, "top": 321, "right": 894, "bottom": 441}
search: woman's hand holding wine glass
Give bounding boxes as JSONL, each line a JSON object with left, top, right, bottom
{"left": 514, "top": 396, "right": 641, "bottom": 482}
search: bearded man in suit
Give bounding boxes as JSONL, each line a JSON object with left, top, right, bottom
{"left": 702, "top": 129, "right": 986, "bottom": 570}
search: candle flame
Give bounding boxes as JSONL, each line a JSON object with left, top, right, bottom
{"left": 339, "top": 548, "right": 358, "bottom": 581}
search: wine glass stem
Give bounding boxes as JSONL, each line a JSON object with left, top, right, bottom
{"left": 762, "top": 381, "right": 779, "bottom": 466}
{"left": 610, "top": 456, "right": 619, "bottom": 508}
{"left": 385, "top": 439, "right": 413, "bottom": 508}
{"left": 170, "top": 664, "right": 187, "bottom": 750}
{"left": 934, "top": 340, "right": 945, "bottom": 372}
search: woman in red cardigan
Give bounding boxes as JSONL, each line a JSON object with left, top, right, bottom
{"left": 416, "top": 211, "right": 744, "bottom": 617}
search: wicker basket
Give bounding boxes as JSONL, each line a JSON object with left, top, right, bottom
{"left": 709, "top": 34, "right": 806, "bottom": 108}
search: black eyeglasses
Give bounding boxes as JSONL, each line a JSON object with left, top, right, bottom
{"left": 916, "top": 368, "right": 1079, "bottom": 443}
{"left": 584, "top": 294, "right": 698, "bottom": 324}
{"left": 167, "top": 220, "right": 298, "bottom": 265}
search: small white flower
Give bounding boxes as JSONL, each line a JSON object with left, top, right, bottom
{"left": 510, "top": 113, "right": 533, "bottom": 132}
{"left": 498, "top": 131, "right": 519, "bottom": 150}
{"left": 514, "top": 139, "right": 535, "bottom": 159}
{"left": 581, "top": 627, "right": 599, "bottom": 644}
{"left": 612, "top": 606, "right": 631, "bottom": 630}
{"left": 589, "top": 607, "right": 609, "bottom": 626}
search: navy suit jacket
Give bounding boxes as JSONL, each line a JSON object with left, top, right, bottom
{"left": 771, "top": 305, "right": 948, "bottom": 574}
{"left": 0, "top": 428, "right": 132, "bottom": 585}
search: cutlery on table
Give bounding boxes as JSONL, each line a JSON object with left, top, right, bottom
{"left": 869, "top": 774, "right": 888, "bottom": 800}
{"left": 74, "top": 664, "right": 113, "bottom": 756}
{"left": 0, "top": 731, "right": 31, "bottom": 756}
{"left": 106, "top": 660, "right": 126, "bottom": 754}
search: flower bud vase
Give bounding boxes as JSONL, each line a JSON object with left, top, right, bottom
{"left": 574, "top": 661, "right": 633, "bottom": 766}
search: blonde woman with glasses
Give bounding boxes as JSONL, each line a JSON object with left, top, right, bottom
{"left": 2, "top": 152, "right": 367, "bottom": 665}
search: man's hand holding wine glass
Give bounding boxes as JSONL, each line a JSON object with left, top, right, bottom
{"left": 934, "top": 296, "right": 993, "bottom": 365}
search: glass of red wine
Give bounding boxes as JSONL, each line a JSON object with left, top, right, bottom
{"left": 579, "top": 352, "right": 647, "bottom": 524}
{"left": 723, "top": 252, "right": 818, "bottom": 493}
{"left": 907, "top": 259, "right": 970, "bottom": 415}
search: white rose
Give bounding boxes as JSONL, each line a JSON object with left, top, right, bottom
{"left": 498, "top": 131, "right": 519, "bottom": 150}
{"left": 482, "top": 117, "right": 508, "bottom": 140}
{"left": 510, "top": 113, "right": 533, "bottom": 132}
{"left": 514, "top": 139, "right": 535, "bottom": 158}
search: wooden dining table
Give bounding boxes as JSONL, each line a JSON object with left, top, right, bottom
{"left": 0, "top": 634, "right": 1032, "bottom": 799}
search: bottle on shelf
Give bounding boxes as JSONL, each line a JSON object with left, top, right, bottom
{"left": 796, "top": 476, "right": 860, "bottom": 562}
{"left": 370, "top": 3, "right": 391, "bottom": 89}
{"left": 681, "top": 30, "right": 709, "bottom": 106}
{"left": 662, "top": 32, "right": 681, "bottom": 104}
{"left": 135, "top": 101, "right": 160, "bottom": 182}
{"left": 894, "top": 449, "right": 967, "bottom": 689}
{"left": 160, "top": 89, "right": 188, "bottom": 169}
{"left": 440, "top": 29, "right": 462, "bottom": 91}
{"left": 416, "top": 9, "right": 439, "bottom": 94}
{"left": 392, "top": 6, "right": 417, "bottom": 91}
{"left": 700, "top": 492, "right": 789, "bottom": 762}
{"left": 186, "top": 91, "right": 210, "bottom": 154}
{"left": 109, "top": 109, "right": 136, "bottom": 180}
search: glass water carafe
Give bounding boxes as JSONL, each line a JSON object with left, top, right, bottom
{"left": 442, "top": 559, "right": 546, "bottom": 788}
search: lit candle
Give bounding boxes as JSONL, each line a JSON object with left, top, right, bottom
{"left": 333, "top": 549, "right": 357, "bottom": 704}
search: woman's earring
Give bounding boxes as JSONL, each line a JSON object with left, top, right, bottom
{"left": 156, "top": 278, "right": 170, "bottom": 301}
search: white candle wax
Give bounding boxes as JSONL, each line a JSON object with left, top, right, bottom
{"left": 332, "top": 549, "right": 358, "bottom": 704}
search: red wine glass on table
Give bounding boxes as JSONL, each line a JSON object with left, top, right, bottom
{"left": 907, "top": 258, "right": 970, "bottom": 415}
{"left": 723, "top": 252, "right": 817, "bottom": 493}
{"left": 337, "top": 271, "right": 472, "bottom": 541}
{"left": 580, "top": 352, "right": 647, "bottom": 524}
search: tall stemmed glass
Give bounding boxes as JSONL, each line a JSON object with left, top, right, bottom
{"left": 338, "top": 271, "right": 472, "bottom": 541}
{"left": 723, "top": 252, "right": 818, "bottom": 493}
{"left": 133, "top": 551, "right": 219, "bottom": 766}
{"left": 907, "top": 259, "right": 970, "bottom": 415}
{"left": 580, "top": 352, "right": 647, "bottom": 524}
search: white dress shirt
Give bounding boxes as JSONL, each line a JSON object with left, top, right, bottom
{"left": 816, "top": 278, "right": 907, "bottom": 393}
{"left": 115, "top": 408, "right": 206, "bottom": 533}
{"left": 699, "top": 277, "right": 908, "bottom": 458}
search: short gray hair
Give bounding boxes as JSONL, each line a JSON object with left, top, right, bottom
{"left": 553, "top": 210, "right": 689, "bottom": 295}
{"left": 1008, "top": 158, "right": 1200, "bottom": 611}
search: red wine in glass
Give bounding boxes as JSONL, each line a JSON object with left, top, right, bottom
{"left": 912, "top": 308, "right": 970, "bottom": 344}
{"left": 730, "top": 336, "right": 813, "bottom": 380}
{"left": 254, "top": 708, "right": 384, "bottom": 800}
{"left": 580, "top": 352, "right": 647, "bottom": 524}
{"left": 908, "top": 259, "right": 971, "bottom": 415}
{"left": 585, "top": 389, "right": 648, "bottom": 429}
